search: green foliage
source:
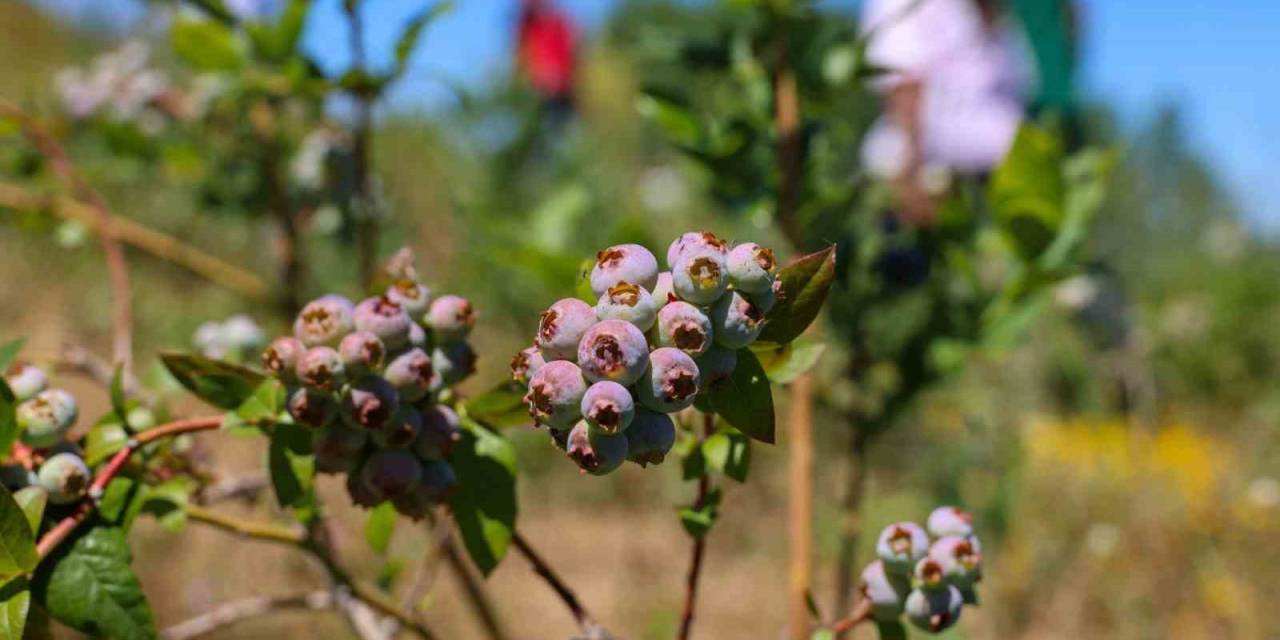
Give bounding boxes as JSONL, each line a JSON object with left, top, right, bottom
{"left": 267, "top": 423, "right": 315, "bottom": 509}
{"left": 392, "top": 2, "right": 455, "bottom": 82}
{"left": 448, "top": 419, "right": 517, "bottom": 576}
{"left": 11, "top": 488, "right": 46, "bottom": 536}
{"left": 161, "top": 352, "right": 265, "bottom": 410}
{"left": 463, "top": 382, "right": 529, "bottom": 430}
{"left": 0, "top": 488, "right": 37, "bottom": 584}
{"left": 365, "top": 502, "right": 397, "bottom": 555}
{"left": 751, "top": 337, "right": 826, "bottom": 384}
{"left": 700, "top": 348, "right": 775, "bottom": 443}
{"left": 0, "top": 576, "right": 29, "bottom": 640}
{"left": 0, "top": 339, "right": 23, "bottom": 372}
{"left": 0, "top": 380, "right": 16, "bottom": 458}
{"left": 678, "top": 487, "right": 721, "bottom": 538}
{"left": 759, "top": 245, "right": 837, "bottom": 344}
{"left": 702, "top": 427, "right": 751, "bottom": 483}
{"left": 34, "top": 526, "right": 155, "bottom": 640}
{"left": 171, "top": 17, "right": 245, "bottom": 71}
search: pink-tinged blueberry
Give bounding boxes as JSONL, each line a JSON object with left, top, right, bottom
{"left": 876, "top": 521, "right": 931, "bottom": 576}
{"left": 596, "top": 282, "right": 658, "bottom": 331}
{"left": 666, "top": 231, "right": 729, "bottom": 270}
{"left": 860, "top": 560, "right": 911, "bottom": 622}
{"left": 384, "top": 348, "right": 436, "bottom": 403}
{"left": 671, "top": 250, "right": 729, "bottom": 305}
{"left": 341, "top": 376, "right": 399, "bottom": 431}
{"left": 524, "top": 360, "right": 588, "bottom": 430}
{"left": 709, "top": 290, "right": 766, "bottom": 349}
{"left": 293, "top": 294, "right": 355, "bottom": 347}
{"left": 566, "top": 421, "right": 629, "bottom": 476}
{"left": 927, "top": 505, "right": 974, "bottom": 538}
{"left": 263, "top": 336, "right": 306, "bottom": 382}
{"left": 635, "top": 348, "right": 700, "bottom": 413}
{"left": 656, "top": 301, "right": 713, "bottom": 356}
{"left": 510, "top": 345, "right": 547, "bottom": 385}
{"left": 338, "top": 331, "right": 386, "bottom": 378}
{"left": 928, "top": 535, "right": 982, "bottom": 589}
{"left": 424, "top": 295, "right": 476, "bottom": 343}
{"left": 577, "top": 320, "right": 650, "bottom": 386}
{"left": 726, "top": 242, "right": 778, "bottom": 294}
{"left": 651, "top": 271, "right": 675, "bottom": 306}
{"left": 288, "top": 387, "right": 337, "bottom": 428}
{"left": 537, "top": 298, "right": 596, "bottom": 361}
{"left": 296, "top": 346, "right": 345, "bottom": 391}
{"left": 580, "top": 381, "right": 635, "bottom": 434}
{"left": 386, "top": 279, "right": 432, "bottom": 316}
{"left": 353, "top": 295, "right": 413, "bottom": 351}
{"left": 590, "top": 243, "right": 660, "bottom": 297}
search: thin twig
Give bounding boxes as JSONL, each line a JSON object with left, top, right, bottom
{"left": 54, "top": 343, "right": 157, "bottom": 407}
{"left": 159, "top": 590, "right": 333, "bottom": 640}
{"left": 0, "top": 102, "right": 134, "bottom": 369}
{"left": 832, "top": 431, "right": 871, "bottom": 640}
{"left": 676, "top": 413, "right": 717, "bottom": 640}
{"left": 184, "top": 504, "right": 306, "bottom": 545}
{"left": 0, "top": 182, "right": 269, "bottom": 300}
{"left": 35, "top": 415, "right": 224, "bottom": 558}
{"left": 828, "top": 598, "right": 873, "bottom": 635}
{"left": 423, "top": 512, "right": 510, "bottom": 640}
{"left": 197, "top": 473, "right": 269, "bottom": 505}
{"left": 512, "top": 531, "right": 612, "bottom": 639}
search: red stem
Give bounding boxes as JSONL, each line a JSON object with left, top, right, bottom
{"left": 676, "top": 413, "right": 717, "bottom": 640}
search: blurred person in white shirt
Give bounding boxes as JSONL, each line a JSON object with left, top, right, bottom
{"left": 860, "top": 0, "right": 1026, "bottom": 225}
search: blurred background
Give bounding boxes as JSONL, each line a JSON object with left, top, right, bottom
{"left": 1, "top": 0, "right": 1278, "bottom": 638}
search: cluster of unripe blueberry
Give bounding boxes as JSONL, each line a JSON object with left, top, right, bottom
{"left": 512, "top": 232, "right": 780, "bottom": 475}
{"left": 261, "top": 252, "right": 477, "bottom": 519}
{"left": 2, "top": 363, "right": 93, "bottom": 506}
{"left": 859, "top": 506, "right": 983, "bottom": 633}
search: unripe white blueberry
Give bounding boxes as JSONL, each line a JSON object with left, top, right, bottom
{"left": 263, "top": 336, "right": 306, "bottom": 382}
{"left": 384, "top": 348, "right": 436, "bottom": 403}
{"left": 596, "top": 282, "right": 658, "bottom": 332}
{"left": 695, "top": 346, "right": 738, "bottom": 391}
{"left": 577, "top": 320, "right": 650, "bottom": 386}
{"left": 904, "top": 585, "right": 963, "bottom": 633}
{"left": 293, "top": 294, "right": 355, "bottom": 347}
{"left": 125, "top": 407, "right": 156, "bottom": 430}
{"left": 296, "top": 346, "right": 345, "bottom": 391}
{"left": 510, "top": 345, "right": 547, "bottom": 385}
{"left": 927, "top": 506, "right": 974, "bottom": 539}
{"left": 876, "top": 522, "right": 931, "bottom": 576}
{"left": 37, "top": 452, "right": 91, "bottom": 505}
{"left": 339, "top": 331, "right": 386, "bottom": 378}
{"left": 666, "top": 231, "right": 729, "bottom": 270}
{"left": 341, "top": 376, "right": 400, "bottom": 431}
{"left": 386, "top": 279, "right": 433, "bottom": 316}
{"left": 655, "top": 301, "right": 713, "bottom": 356}
{"left": 624, "top": 409, "right": 676, "bottom": 467}
{"left": 288, "top": 387, "right": 337, "bottom": 428}
{"left": 537, "top": 298, "right": 596, "bottom": 362}
{"left": 432, "top": 342, "right": 477, "bottom": 386}
{"left": 566, "top": 421, "right": 629, "bottom": 476}
{"left": 353, "top": 295, "right": 413, "bottom": 351}
{"left": 672, "top": 250, "right": 730, "bottom": 305}
{"left": 359, "top": 450, "right": 422, "bottom": 501}
{"left": 636, "top": 347, "right": 700, "bottom": 413}
{"left": 414, "top": 405, "right": 462, "bottom": 460}
{"left": 525, "top": 360, "right": 588, "bottom": 430}
{"left": 5, "top": 363, "right": 48, "bottom": 402}
{"left": 580, "top": 381, "right": 635, "bottom": 434}
{"left": 313, "top": 423, "right": 368, "bottom": 474}
{"left": 18, "top": 389, "right": 78, "bottom": 448}
{"left": 708, "top": 290, "right": 766, "bottom": 349}
{"left": 590, "top": 244, "right": 660, "bottom": 297}
{"left": 860, "top": 560, "right": 911, "bottom": 622}
{"left": 928, "top": 535, "right": 982, "bottom": 589}
{"left": 407, "top": 319, "right": 427, "bottom": 350}
{"left": 913, "top": 557, "right": 949, "bottom": 591}
{"left": 726, "top": 242, "right": 778, "bottom": 294}
{"left": 222, "top": 314, "right": 266, "bottom": 352}
{"left": 424, "top": 295, "right": 476, "bottom": 344}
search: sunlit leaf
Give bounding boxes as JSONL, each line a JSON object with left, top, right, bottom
{"left": 759, "top": 245, "right": 837, "bottom": 344}
{"left": 35, "top": 527, "right": 155, "bottom": 640}
{"left": 448, "top": 419, "right": 517, "bottom": 575}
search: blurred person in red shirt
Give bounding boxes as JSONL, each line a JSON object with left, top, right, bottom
{"left": 517, "top": 0, "right": 577, "bottom": 115}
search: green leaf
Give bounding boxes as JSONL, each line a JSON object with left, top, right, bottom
{"left": 109, "top": 364, "right": 127, "bottom": 425}
{"left": 248, "top": 0, "right": 309, "bottom": 61}
{"left": 140, "top": 478, "right": 195, "bottom": 534}
{"left": 35, "top": 526, "right": 155, "bottom": 640}
{"left": 448, "top": 419, "right": 517, "bottom": 576}
{"left": 875, "top": 620, "right": 907, "bottom": 640}
{"left": 463, "top": 382, "right": 530, "bottom": 430}
{"left": 701, "top": 349, "right": 775, "bottom": 444}
{"left": 392, "top": 2, "right": 455, "bottom": 80}
{"left": 12, "top": 487, "right": 46, "bottom": 535}
{"left": 0, "top": 339, "right": 23, "bottom": 372}
{"left": 0, "top": 488, "right": 37, "bottom": 583}
{"left": 0, "top": 577, "right": 29, "bottom": 640}
{"left": 84, "top": 419, "right": 129, "bottom": 467}
{"left": 365, "top": 502, "right": 396, "bottom": 555}
{"left": 573, "top": 257, "right": 596, "bottom": 304}
{"left": 172, "top": 17, "right": 244, "bottom": 71}
{"left": 702, "top": 429, "right": 751, "bottom": 483}
{"left": 160, "top": 351, "right": 264, "bottom": 410}
{"left": 98, "top": 477, "right": 146, "bottom": 532}
{"left": 809, "top": 631, "right": 834, "bottom": 640}
{"left": 267, "top": 423, "right": 315, "bottom": 509}
{"left": 0, "top": 380, "right": 16, "bottom": 459}
{"left": 636, "top": 94, "right": 701, "bottom": 148}
{"left": 758, "top": 245, "right": 837, "bottom": 344}
{"left": 988, "top": 124, "right": 1066, "bottom": 261}
{"left": 750, "top": 337, "right": 826, "bottom": 385}
{"left": 237, "top": 379, "right": 286, "bottom": 424}
{"left": 678, "top": 488, "right": 721, "bottom": 539}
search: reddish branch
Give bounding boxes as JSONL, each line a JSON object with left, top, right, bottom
{"left": 828, "top": 598, "right": 873, "bottom": 635}
{"left": 35, "top": 416, "right": 223, "bottom": 558}
{"left": 676, "top": 413, "right": 718, "bottom": 640}
{"left": 511, "top": 531, "right": 610, "bottom": 638}
{"left": 0, "top": 101, "right": 135, "bottom": 370}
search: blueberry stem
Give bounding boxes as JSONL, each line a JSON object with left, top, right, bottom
{"left": 676, "top": 412, "right": 717, "bottom": 640}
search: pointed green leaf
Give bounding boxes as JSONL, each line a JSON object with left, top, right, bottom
{"left": 0, "top": 488, "right": 36, "bottom": 583}
{"left": 35, "top": 526, "right": 155, "bottom": 640}
{"left": 758, "top": 245, "right": 837, "bottom": 344}
{"left": 750, "top": 337, "right": 826, "bottom": 385}
{"left": 702, "top": 429, "right": 750, "bottom": 483}
{"left": 140, "top": 478, "right": 195, "bottom": 534}
{"left": 267, "top": 423, "right": 315, "bottom": 509}
{"left": 448, "top": 419, "right": 517, "bottom": 576}
{"left": 678, "top": 488, "right": 721, "bottom": 539}
{"left": 172, "top": 17, "right": 245, "bottom": 72}
{"left": 989, "top": 124, "right": 1066, "bottom": 260}
{"left": 0, "top": 577, "right": 29, "bottom": 640}
{"left": 0, "top": 339, "right": 23, "bottom": 372}
{"left": 84, "top": 419, "right": 129, "bottom": 467}
{"left": 365, "top": 502, "right": 396, "bottom": 555}
{"left": 237, "top": 379, "right": 286, "bottom": 424}
{"left": 392, "top": 2, "right": 455, "bottom": 80}
{"left": 463, "top": 382, "right": 530, "bottom": 430}
{"left": 160, "top": 352, "right": 264, "bottom": 410}
{"left": 0, "top": 379, "right": 16, "bottom": 458}
{"left": 702, "top": 349, "right": 775, "bottom": 443}
{"left": 12, "top": 487, "right": 46, "bottom": 535}
{"left": 98, "top": 477, "right": 146, "bottom": 532}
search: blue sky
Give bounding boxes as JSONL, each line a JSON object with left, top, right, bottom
{"left": 33, "top": 0, "right": 1280, "bottom": 226}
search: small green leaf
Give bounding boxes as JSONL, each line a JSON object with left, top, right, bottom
{"left": 34, "top": 526, "right": 155, "bottom": 640}
{"left": 98, "top": 477, "right": 146, "bottom": 532}
{"left": 875, "top": 620, "right": 907, "bottom": 640}
{"left": 267, "top": 423, "right": 315, "bottom": 509}
{"left": 750, "top": 338, "right": 826, "bottom": 384}
{"left": 0, "top": 380, "right": 16, "bottom": 458}
{"left": 574, "top": 258, "right": 596, "bottom": 304}
{"left": 84, "top": 419, "right": 129, "bottom": 467}
{"left": 161, "top": 352, "right": 264, "bottom": 410}
{"left": 109, "top": 364, "right": 127, "bottom": 425}
{"left": 702, "top": 429, "right": 750, "bottom": 483}
{"left": 463, "top": 382, "right": 530, "bottom": 430}
{"left": 448, "top": 419, "right": 517, "bottom": 576}
{"left": 989, "top": 124, "right": 1066, "bottom": 261}
{"left": 237, "top": 379, "right": 286, "bottom": 424}
{"left": 0, "top": 577, "right": 29, "bottom": 640}
{"left": 702, "top": 349, "right": 775, "bottom": 444}
{"left": 12, "top": 487, "right": 46, "bottom": 535}
{"left": 636, "top": 94, "right": 701, "bottom": 148}
{"left": 172, "top": 17, "right": 244, "bottom": 71}
{"left": 0, "top": 488, "right": 37, "bottom": 583}
{"left": 392, "top": 2, "right": 455, "bottom": 81}
{"left": 365, "top": 502, "right": 396, "bottom": 555}
{"left": 758, "top": 245, "right": 837, "bottom": 344}
{"left": 678, "top": 488, "right": 721, "bottom": 539}
{"left": 140, "top": 478, "right": 195, "bottom": 534}
{"left": 0, "top": 339, "right": 23, "bottom": 372}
